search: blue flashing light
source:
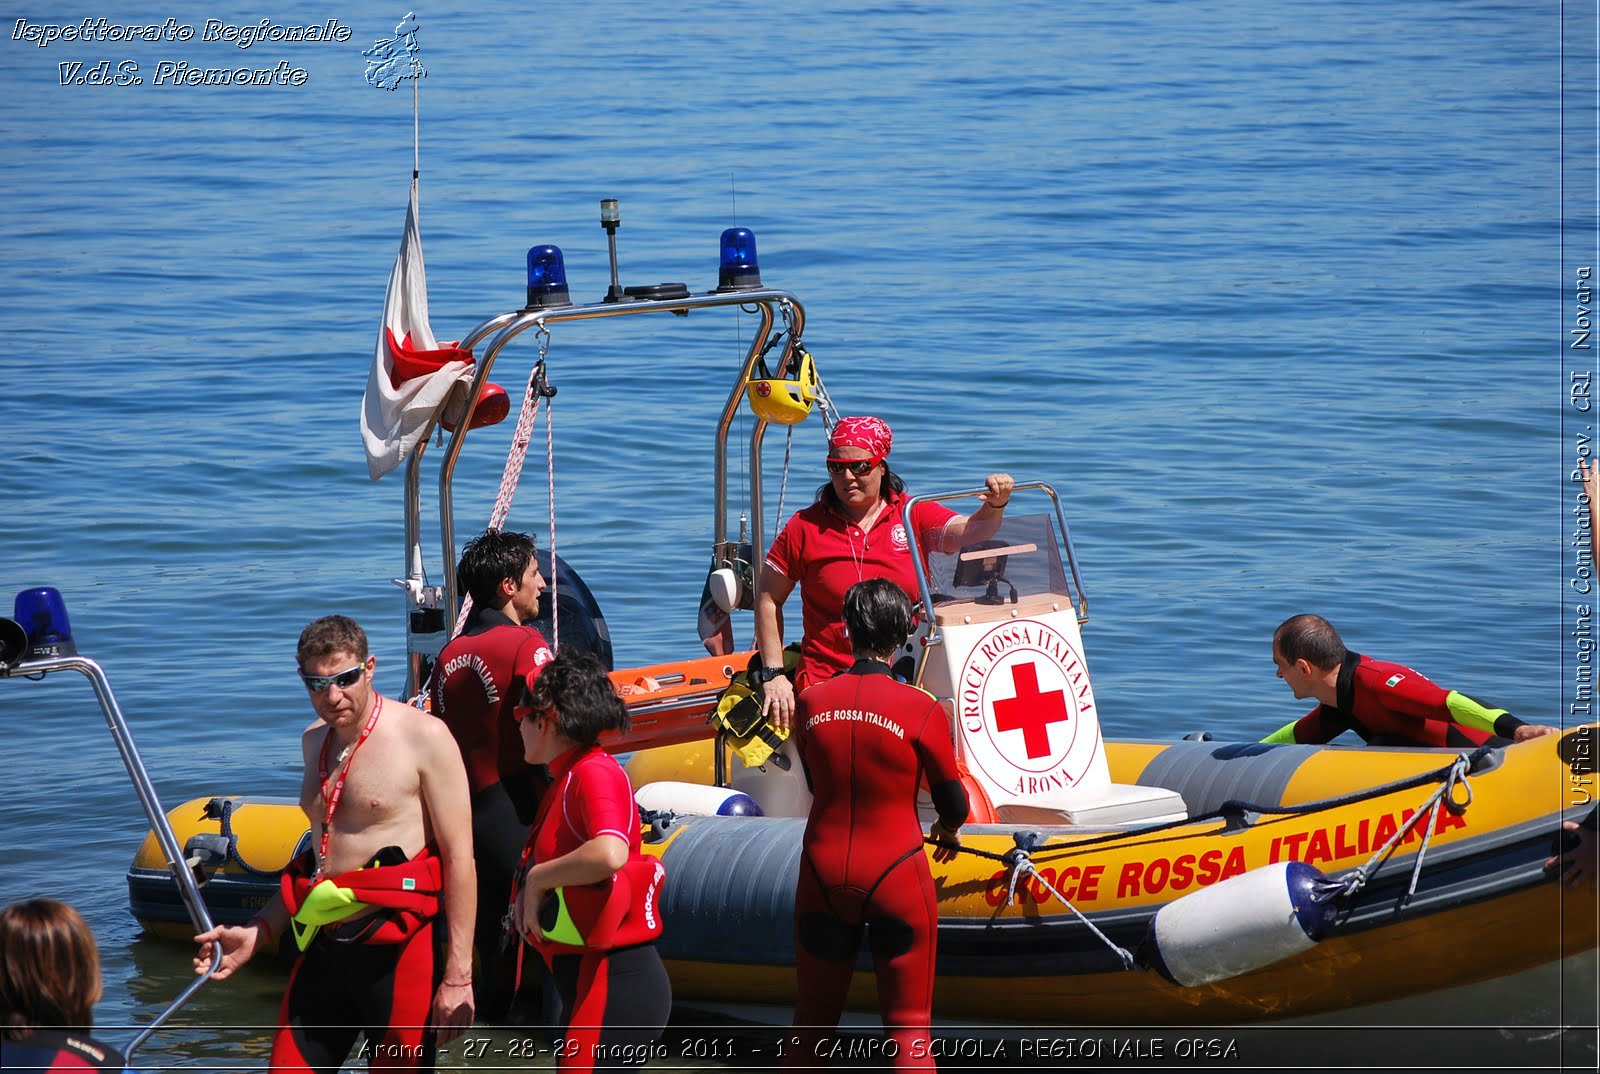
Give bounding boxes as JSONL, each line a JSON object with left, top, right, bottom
{"left": 525, "top": 244, "right": 572, "bottom": 309}
{"left": 716, "top": 227, "right": 761, "bottom": 292}
{"left": 14, "top": 586, "right": 75, "bottom": 659}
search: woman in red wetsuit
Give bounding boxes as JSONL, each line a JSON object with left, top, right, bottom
{"left": 784, "top": 579, "right": 969, "bottom": 1069}
{"left": 756, "top": 415, "right": 1013, "bottom": 730}
{"left": 512, "top": 652, "right": 670, "bottom": 1073}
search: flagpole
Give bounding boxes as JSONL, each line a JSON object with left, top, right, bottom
{"left": 361, "top": 14, "right": 425, "bottom": 178}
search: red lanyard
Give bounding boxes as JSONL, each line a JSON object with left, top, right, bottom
{"left": 315, "top": 694, "right": 383, "bottom": 879}
{"left": 514, "top": 760, "right": 575, "bottom": 884}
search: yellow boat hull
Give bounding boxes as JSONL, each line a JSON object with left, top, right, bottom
{"left": 129, "top": 726, "right": 1599, "bottom": 1022}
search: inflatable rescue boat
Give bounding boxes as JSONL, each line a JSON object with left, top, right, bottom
{"left": 126, "top": 210, "right": 1598, "bottom": 1024}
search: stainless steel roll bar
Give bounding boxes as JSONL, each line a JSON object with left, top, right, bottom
{"left": 398, "top": 288, "right": 805, "bottom": 697}
{"left": 0, "top": 655, "right": 221, "bottom": 1061}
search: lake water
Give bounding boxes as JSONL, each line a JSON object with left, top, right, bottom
{"left": 2, "top": 1, "right": 1596, "bottom": 1069}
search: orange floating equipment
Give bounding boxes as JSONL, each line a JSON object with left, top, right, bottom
{"left": 385, "top": 328, "right": 509, "bottom": 431}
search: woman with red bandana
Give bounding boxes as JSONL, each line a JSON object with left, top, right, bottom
{"left": 756, "top": 415, "right": 1013, "bottom": 729}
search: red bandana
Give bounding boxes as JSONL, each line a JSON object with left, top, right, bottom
{"left": 829, "top": 416, "right": 892, "bottom": 458}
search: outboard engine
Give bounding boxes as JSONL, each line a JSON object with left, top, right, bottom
{"left": 531, "top": 550, "right": 614, "bottom": 671}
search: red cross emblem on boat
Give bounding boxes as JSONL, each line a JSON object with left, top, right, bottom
{"left": 955, "top": 618, "right": 1097, "bottom": 787}
{"left": 992, "top": 661, "right": 1069, "bottom": 759}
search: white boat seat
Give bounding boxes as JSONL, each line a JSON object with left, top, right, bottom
{"left": 995, "top": 782, "right": 1187, "bottom": 827}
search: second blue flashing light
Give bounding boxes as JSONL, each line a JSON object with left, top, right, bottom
{"left": 526, "top": 245, "right": 573, "bottom": 309}
{"left": 716, "top": 228, "right": 761, "bottom": 292}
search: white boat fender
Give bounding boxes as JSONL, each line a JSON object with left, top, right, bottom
{"left": 635, "top": 780, "right": 764, "bottom": 818}
{"left": 1140, "top": 860, "right": 1339, "bottom": 987}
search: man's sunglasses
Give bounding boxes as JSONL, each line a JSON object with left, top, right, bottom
{"left": 826, "top": 454, "right": 884, "bottom": 476}
{"left": 300, "top": 660, "right": 369, "bottom": 693}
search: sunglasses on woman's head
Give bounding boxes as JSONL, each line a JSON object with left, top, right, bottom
{"left": 826, "top": 454, "right": 883, "bottom": 476}
{"left": 513, "top": 700, "right": 554, "bottom": 724}
{"left": 299, "top": 661, "right": 367, "bottom": 693}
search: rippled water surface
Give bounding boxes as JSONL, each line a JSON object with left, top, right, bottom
{"left": 2, "top": 1, "right": 1595, "bottom": 1069}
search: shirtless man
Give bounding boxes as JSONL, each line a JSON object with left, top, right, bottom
{"left": 194, "top": 615, "right": 475, "bottom": 1071}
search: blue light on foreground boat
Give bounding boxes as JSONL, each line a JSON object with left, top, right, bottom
{"left": 525, "top": 244, "right": 572, "bottom": 309}
{"left": 716, "top": 227, "right": 760, "bottom": 291}
{"left": 14, "top": 586, "right": 76, "bottom": 659}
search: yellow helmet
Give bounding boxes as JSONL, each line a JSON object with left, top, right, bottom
{"left": 746, "top": 347, "right": 817, "bottom": 426}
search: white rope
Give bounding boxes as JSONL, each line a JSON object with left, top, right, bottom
{"left": 451, "top": 360, "right": 546, "bottom": 638}
{"left": 812, "top": 370, "right": 838, "bottom": 436}
{"left": 544, "top": 376, "right": 558, "bottom": 652}
{"left": 1005, "top": 855, "right": 1136, "bottom": 970}
{"left": 1322, "top": 753, "right": 1474, "bottom": 906}
{"left": 775, "top": 425, "right": 793, "bottom": 530}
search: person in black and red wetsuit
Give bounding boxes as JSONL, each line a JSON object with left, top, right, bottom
{"left": 512, "top": 651, "right": 671, "bottom": 1072}
{"left": 1261, "top": 613, "right": 1558, "bottom": 748}
{"left": 1, "top": 898, "right": 126, "bottom": 1071}
{"left": 783, "top": 578, "right": 968, "bottom": 1070}
{"left": 429, "top": 528, "right": 554, "bottom": 1020}
{"left": 194, "top": 615, "right": 476, "bottom": 1071}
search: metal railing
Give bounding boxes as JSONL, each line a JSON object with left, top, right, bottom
{"left": 1, "top": 655, "right": 221, "bottom": 1061}
{"left": 397, "top": 288, "right": 805, "bottom": 696}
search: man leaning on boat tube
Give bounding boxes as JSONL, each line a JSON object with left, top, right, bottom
{"left": 1262, "top": 613, "right": 1558, "bottom": 748}
{"left": 193, "top": 615, "right": 476, "bottom": 1071}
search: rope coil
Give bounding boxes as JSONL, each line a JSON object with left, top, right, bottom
{"left": 197, "top": 798, "right": 280, "bottom": 879}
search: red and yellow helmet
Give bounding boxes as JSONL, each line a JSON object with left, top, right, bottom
{"left": 746, "top": 348, "right": 817, "bottom": 426}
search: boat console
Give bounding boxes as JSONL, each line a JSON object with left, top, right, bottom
{"left": 908, "top": 491, "right": 1187, "bottom": 826}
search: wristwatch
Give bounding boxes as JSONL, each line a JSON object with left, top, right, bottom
{"left": 751, "top": 665, "right": 785, "bottom": 685}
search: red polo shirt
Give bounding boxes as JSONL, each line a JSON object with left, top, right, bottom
{"left": 765, "top": 488, "right": 956, "bottom": 690}
{"left": 524, "top": 743, "right": 640, "bottom": 961}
